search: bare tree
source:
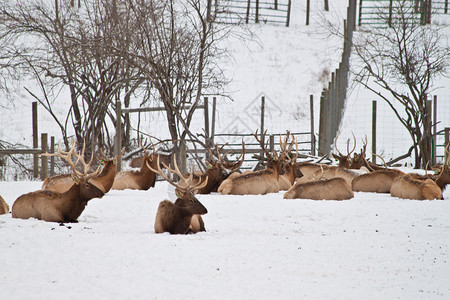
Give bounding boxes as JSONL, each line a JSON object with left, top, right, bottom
{"left": 116, "top": 0, "right": 234, "bottom": 170}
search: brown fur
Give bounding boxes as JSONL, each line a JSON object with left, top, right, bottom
{"left": 12, "top": 181, "right": 104, "bottom": 222}
{"left": 278, "top": 163, "right": 303, "bottom": 190}
{"left": 0, "top": 195, "right": 9, "bottom": 214}
{"left": 154, "top": 192, "right": 208, "bottom": 234}
{"left": 435, "top": 165, "right": 450, "bottom": 191}
{"left": 352, "top": 169, "right": 405, "bottom": 193}
{"left": 390, "top": 174, "right": 442, "bottom": 200}
{"left": 112, "top": 154, "right": 157, "bottom": 190}
{"left": 284, "top": 177, "right": 354, "bottom": 200}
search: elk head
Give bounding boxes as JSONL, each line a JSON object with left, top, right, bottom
{"left": 332, "top": 132, "right": 356, "bottom": 168}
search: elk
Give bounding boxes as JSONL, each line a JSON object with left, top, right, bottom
{"left": 0, "top": 195, "right": 9, "bottom": 214}
{"left": 190, "top": 142, "right": 245, "bottom": 194}
{"left": 277, "top": 133, "right": 303, "bottom": 190}
{"left": 434, "top": 146, "right": 450, "bottom": 191}
{"left": 129, "top": 152, "right": 172, "bottom": 169}
{"left": 390, "top": 174, "right": 442, "bottom": 200}
{"left": 12, "top": 141, "right": 104, "bottom": 222}
{"left": 218, "top": 130, "right": 288, "bottom": 195}
{"left": 284, "top": 177, "right": 354, "bottom": 200}
{"left": 352, "top": 168, "right": 405, "bottom": 193}
{"left": 42, "top": 148, "right": 121, "bottom": 195}
{"left": 148, "top": 155, "right": 209, "bottom": 234}
{"left": 112, "top": 141, "right": 157, "bottom": 190}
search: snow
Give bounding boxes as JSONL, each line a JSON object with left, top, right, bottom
{"left": 1, "top": 180, "right": 450, "bottom": 299}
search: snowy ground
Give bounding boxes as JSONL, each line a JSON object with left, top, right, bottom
{"left": 1, "top": 180, "right": 449, "bottom": 300}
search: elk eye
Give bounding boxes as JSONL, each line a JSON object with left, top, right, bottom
{"left": 189, "top": 199, "right": 194, "bottom": 203}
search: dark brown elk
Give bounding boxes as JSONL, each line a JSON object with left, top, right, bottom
{"left": 218, "top": 130, "right": 289, "bottom": 195}
{"left": 433, "top": 147, "right": 450, "bottom": 191}
{"left": 12, "top": 141, "right": 104, "bottom": 222}
{"left": 42, "top": 148, "right": 121, "bottom": 195}
{"left": 0, "top": 195, "right": 9, "bottom": 214}
{"left": 284, "top": 177, "right": 354, "bottom": 200}
{"left": 112, "top": 143, "right": 157, "bottom": 190}
{"left": 390, "top": 173, "right": 442, "bottom": 200}
{"left": 148, "top": 155, "right": 209, "bottom": 234}
{"left": 189, "top": 143, "right": 245, "bottom": 194}
{"left": 352, "top": 168, "right": 405, "bottom": 193}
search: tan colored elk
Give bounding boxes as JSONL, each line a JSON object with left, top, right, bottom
{"left": 352, "top": 168, "right": 405, "bottom": 193}
{"left": 284, "top": 177, "right": 354, "bottom": 200}
{"left": 42, "top": 148, "right": 121, "bottom": 195}
{"left": 12, "top": 141, "right": 104, "bottom": 222}
{"left": 218, "top": 130, "right": 289, "bottom": 195}
{"left": 390, "top": 173, "right": 442, "bottom": 200}
{"left": 148, "top": 155, "right": 209, "bottom": 234}
{"left": 112, "top": 141, "right": 157, "bottom": 190}
{"left": 0, "top": 195, "right": 9, "bottom": 214}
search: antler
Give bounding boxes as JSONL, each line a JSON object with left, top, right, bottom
{"left": 253, "top": 129, "right": 271, "bottom": 158}
{"left": 147, "top": 154, "right": 208, "bottom": 193}
{"left": 334, "top": 132, "right": 356, "bottom": 158}
{"left": 42, "top": 138, "right": 101, "bottom": 181}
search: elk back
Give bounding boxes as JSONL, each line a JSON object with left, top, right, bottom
{"left": 390, "top": 174, "right": 442, "bottom": 200}
{"left": 284, "top": 177, "right": 354, "bottom": 200}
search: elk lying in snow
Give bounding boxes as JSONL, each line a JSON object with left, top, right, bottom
{"left": 284, "top": 177, "right": 354, "bottom": 200}
{"left": 112, "top": 142, "right": 157, "bottom": 190}
{"left": 12, "top": 141, "right": 104, "bottom": 222}
{"left": 189, "top": 143, "right": 245, "bottom": 194}
{"left": 218, "top": 130, "right": 290, "bottom": 195}
{"left": 42, "top": 148, "right": 121, "bottom": 195}
{"left": 294, "top": 163, "right": 364, "bottom": 187}
{"left": 352, "top": 168, "right": 405, "bottom": 193}
{"left": 390, "top": 174, "right": 442, "bottom": 200}
{"left": 148, "top": 155, "right": 209, "bottom": 234}
{"left": 129, "top": 152, "right": 172, "bottom": 169}
{"left": 0, "top": 195, "right": 9, "bottom": 214}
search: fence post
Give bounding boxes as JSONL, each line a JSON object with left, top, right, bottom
{"left": 256, "top": 0, "right": 259, "bottom": 23}
{"left": 310, "top": 95, "right": 315, "bottom": 156}
{"left": 50, "top": 136, "right": 55, "bottom": 176}
{"left": 204, "top": 97, "right": 210, "bottom": 148}
{"left": 246, "top": 0, "right": 251, "bottom": 23}
{"left": 445, "top": 127, "right": 450, "bottom": 163}
{"left": 372, "top": 100, "right": 377, "bottom": 164}
{"left": 432, "top": 95, "right": 437, "bottom": 165}
{"left": 32, "top": 102, "right": 39, "bottom": 178}
{"left": 286, "top": 0, "right": 291, "bottom": 27}
{"left": 269, "top": 135, "right": 275, "bottom": 152}
{"left": 115, "top": 100, "right": 122, "bottom": 171}
{"left": 306, "top": 0, "right": 310, "bottom": 25}
{"left": 260, "top": 96, "right": 265, "bottom": 137}
{"left": 41, "top": 133, "right": 48, "bottom": 180}
{"left": 211, "top": 97, "right": 217, "bottom": 145}
{"left": 324, "top": 0, "right": 329, "bottom": 11}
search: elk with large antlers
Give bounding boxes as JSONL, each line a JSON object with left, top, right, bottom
{"left": 277, "top": 133, "right": 303, "bottom": 190}
{"left": 191, "top": 142, "right": 245, "bottom": 194}
{"left": 148, "top": 155, "right": 209, "bottom": 234}
{"left": 42, "top": 148, "right": 122, "bottom": 195}
{"left": 218, "top": 130, "right": 289, "bottom": 195}
{"left": 112, "top": 141, "right": 157, "bottom": 190}
{"left": 12, "top": 140, "right": 104, "bottom": 222}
